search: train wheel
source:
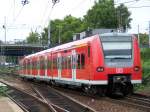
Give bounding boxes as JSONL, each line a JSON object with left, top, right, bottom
{"left": 83, "top": 85, "right": 97, "bottom": 95}
{"left": 122, "top": 83, "right": 133, "bottom": 96}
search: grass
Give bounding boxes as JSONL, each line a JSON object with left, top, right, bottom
{"left": 135, "top": 48, "right": 150, "bottom": 91}
{"left": 0, "top": 85, "right": 8, "bottom": 97}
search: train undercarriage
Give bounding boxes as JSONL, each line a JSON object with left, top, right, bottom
{"left": 82, "top": 75, "right": 133, "bottom": 97}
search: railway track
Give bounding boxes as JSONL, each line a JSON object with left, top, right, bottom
{"left": 0, "top": 72, "right": 150, "bottom": 112}
{"left": 31, "top": 83, "right": 95, "bottom": 112}
{"left": 0, "top": 78, "right": 95, "bottom": 112}
{"left": 6, "top": 87, "right": 52, "bottom": 112}
{"left": 1, "top": 81, "right": 58, "bottom": 112}
{"left": 107, "top": 93, "right": 150, "bottom": 112}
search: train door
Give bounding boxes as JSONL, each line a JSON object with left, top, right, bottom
{"left": 57, "top": 53, "right": 62, "bottom": 79}
{"left": 37, "top": 56, "right": 40, "bottom": 77}
{"left": 45, "top": 55, "right": 48, "bottom": 77}
{"left": 47, "top": 53, "right": 52, "bottom": 78}
{"left": 71, "top": 50, "right": 76, "bottom": 81}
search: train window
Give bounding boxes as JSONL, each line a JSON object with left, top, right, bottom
{"left": 88, "top": 46, "right": 90, "bottom": 57}
{"left": 37, "top": 58, "right": 40, "bottom": 69}
{"left": 65, "top": 57, "right": 67, "bottom": 69}
{"left": 81, "top": 54, "right": 85, "bottom": 69}
{"left": 32, "top": 61, "right": 34, "bottom": 69}
{"left": 53, "top": 58, "right": 57, "bottom": 69}
{"left": 45, "top": 58, "right": 47, "bottom": 69}
{"left": 67, "top": 56, "right": 71, "bottom": 69}
{"left": 28, "top": 61, "right": 30, "bottom": 70}
{"left": 77, "top": 54, "right": 81, "bottom": 69}
{"left": 47, "top": 59, "right": 52, "bottom": 69}
{"left": 40, "top": 58, "right": 45, "bottom": 69}
{"left": 57, "top": 57, "right": 62, "bottom": 69}
{"left": 62, "top": 57, "right": 64, "bottom": 69}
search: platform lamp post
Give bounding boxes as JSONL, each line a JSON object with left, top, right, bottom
{"left": 2, "top": 16, "right": 6, "bottom": 65}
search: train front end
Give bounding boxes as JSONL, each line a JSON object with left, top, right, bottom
{"left": 99, "top": 33, "right": 142, "bottom": 96}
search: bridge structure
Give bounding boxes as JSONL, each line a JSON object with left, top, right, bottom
{"left": 0, "top": 44, "right": 47, "bottom": 65}
{"left": 0, "top": 44, "right": 47, "bottom": 56}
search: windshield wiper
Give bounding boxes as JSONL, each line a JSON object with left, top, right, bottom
{"left": 110, "top": 57, "right": 130, "bottom": 59}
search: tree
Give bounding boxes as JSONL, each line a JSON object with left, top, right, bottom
{"left": 26, "top": 31, "right": 40, "bottom": 44}
{"left": 27, "top": 0, "right": 132, "bottom": 46}
{"left": 116, "top": 4, "right": 132, "bottom": 32}
{"left": 84, "top": 0, "right": 117, "bottom": 29}
{"left": 41, "top": 28, "right": 48, "bottom": 45}
{"left": 84, "top": 0, "right": 132, "bottom": 32}
{"left": 41, "top": 15, "right": 86, "bottom": 46}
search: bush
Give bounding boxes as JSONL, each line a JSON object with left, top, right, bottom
{"left": 0, "top": 86, "right": 8, "bottom": 97}
{"left": 135, "top": 48, "right": 150, "bottom": 90}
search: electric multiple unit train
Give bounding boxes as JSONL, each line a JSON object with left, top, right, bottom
{"left": 19, "top": 33, "right": 142, "bottom": 96}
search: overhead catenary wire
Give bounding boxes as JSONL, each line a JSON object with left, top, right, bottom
{"left": 44, "top": 0, "right": 59, "bottom": 27}
{"left": 40, "top": 0, "right": 51, "bottom": 27}
{"left": 13, "top": 6, "right": 24, "bottom": 23}
{"left": 128, "top": 5, "right": 150, "bottom": 8}
{"left": 114, "top": 0, "right": 140, "bottom": 5}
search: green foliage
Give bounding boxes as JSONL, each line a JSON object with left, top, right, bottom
{"left": 41, "top": 15, "right": 86, "bottom": 46}
{"left": 41, "top": 28, "right": 48, "bottom": 45}
{"left": 26, "top": 31, "right": 40, "bottom": 44}
{"left": 84, "top": 0, "right": 132, "bottom": 31}
{"left": 84, "top": 0, "right": 117, "bottom": 29}
{"left": 116, "top": 4, "right": 132, "bottom": 31}
{"left": 0, "top": 86, "right": 8, "bottom": 97}
{"left": 136, "top": 48, "right": 150, "bottom": 91}
{"left": 139, "top": 33, "right": 149, "bottom": 45}
{"left": 26, "top": 0, "right": 132, "bottom": 46}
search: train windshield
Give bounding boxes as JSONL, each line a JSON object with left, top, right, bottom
{"left": 102, "top": 41, "right": 132, "bottom": 59}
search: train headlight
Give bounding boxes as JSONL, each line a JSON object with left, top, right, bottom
{"left": 134, "top": 66, "right": 140, "bottom": 71}
{"left": 96, "top": 67, "right": 104, "bottom": 72}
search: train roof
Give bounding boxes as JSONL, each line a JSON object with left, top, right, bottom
{"left": 100, "top": 32, "right": 132, "bottom": 37}
{"left": 23, "top": 33, "right": 134, "bottom": 60}
{"left": 24, "top": 35, "right": 97, "bottom": 59}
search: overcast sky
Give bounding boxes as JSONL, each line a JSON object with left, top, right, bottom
{"left": 0, "top": 0, "right": 150, "bottom": 42}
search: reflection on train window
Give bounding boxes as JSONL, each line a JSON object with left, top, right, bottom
{"left": 53, "top": 58, "right": 57, "bottom": 69}
{"left": 47, "top": 59, "right": 52, "bottom": 69}
{"left": 62, "top": 57, "right": 67, "bottom": 69}
{"left": 81, "top": 54, "right": 85, "bottom": 69}
{"left": 37, "top": 58, "right": 40, "bottom": 69}
{"left": 68, "top": 56, "right": 71, "bottom": 69}
{"left": 40, "top": 57, "right": 45, "bottom": 69}
{"left": 77, "top": 54, "right": 81, "bottom": 69}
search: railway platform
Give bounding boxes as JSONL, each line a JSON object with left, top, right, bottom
{"left": 0, "top": 97, "right": 23, "bottom": 112}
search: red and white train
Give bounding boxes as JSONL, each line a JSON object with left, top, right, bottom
{"left": 19, "top": 33, "right": 142, "bottom": 96}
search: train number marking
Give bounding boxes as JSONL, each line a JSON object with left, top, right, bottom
{"left": 116, "top": 68, "right": 123, "bottom": 73}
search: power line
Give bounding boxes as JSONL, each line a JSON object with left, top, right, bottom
{"left": 115, "top": 0, "right": 140, "bottom": 5}
{"left": 128, "top": 5, "right": 150, "bottom": 8}
{"left": 40, "top": 1, "right": 50, "bottom": 26}
{"left": 13, "top": 0, "right": 29, "bottom": 23}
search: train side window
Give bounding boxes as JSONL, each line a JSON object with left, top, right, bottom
{"left": 53, "top": 58, "right": 57, "bottom": 69}
{"left": 65, "top": 57, "right": 67, "bottom": 69}
{"left": 88, "top": 46, "right": 90, "bottom": 57}
{"left": 47, "top": 59, "right": 51, "bottom": 69}
{"left": 67, "top": 56, "right": 71, "bottom": 69}
{"left": 31, "top": 60, "right": 33, "bottom": 70}
{"left": 62, "top": 57, "right": 64, "bottom": 69}
{"left": 77, "top": 54, "right": 81, "bottom": 69}
{"left": 37, "top": 58, "right": 40, "bottom": 69}
{"left": 32, "top": 61, "right": 34, "bottom": 69}
{"left": 40, "top": 58, "right": 45, "bottom": 69}
{"left": 81, "top": 54, "right": 85, "bottom": 69}
{"left": 32, "top": 61, "right": 36, "bottom": 69}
